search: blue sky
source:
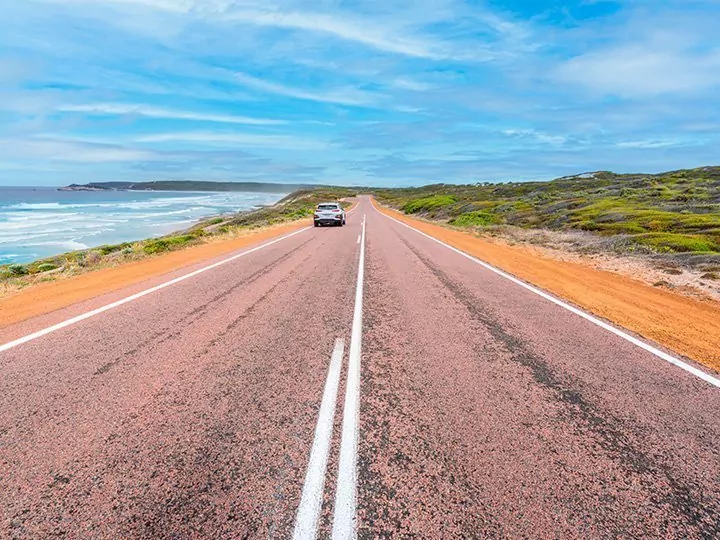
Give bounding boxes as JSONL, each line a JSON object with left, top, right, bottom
{"left": 1, "top": 0, "right": 719, "bottom": 187}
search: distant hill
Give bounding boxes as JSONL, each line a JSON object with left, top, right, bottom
{"left": 59, "top": 181, "right": 315, "bottom": 193}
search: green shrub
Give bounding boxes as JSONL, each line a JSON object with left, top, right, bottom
{"left": 9, "top": 264, "right": 28, "bottom": 275}
{"left": 451, "top": 211, "right": 501, "bottom": 227}
{"left": 143, "top": 235, "right": 197, "bottom": 254}
{"left": 98, "top": 243, "right": 131, "bottom": 255}
{"left": 403, "top": 195, "right": 456, "bottom": 214}
{"left": 633, "top": 233, "right": 719, "bottom": 253}
{"left": 36, "top": 263, "right": 59, "bottom": 273}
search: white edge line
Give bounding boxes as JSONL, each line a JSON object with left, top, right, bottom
{"left": 293, "top": 338, "right": 346, "bottom": 540}
{"left": 0, "top": 226, "right": 312, "bottom": 354}
{"left": 377, "top": 207, "right": 720, "bottom": 389}
{"left": 332, "top": 213, "right": 366, "bottom": 539}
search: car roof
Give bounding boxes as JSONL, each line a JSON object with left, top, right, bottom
{"left": 317, "top": 202, "right": 340, "bottom": 206}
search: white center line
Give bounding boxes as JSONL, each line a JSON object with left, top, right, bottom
{"left": 0, "top": 226, "right": 312, "bottom": 354}
{"left": 332, "top": 214, "right": 366, "bottom": 540}
{"left": 356, "top": 234, "right": 360, "bottom": 244}
{"left": 293, "top": 338, "right": 346, "bottom": 540}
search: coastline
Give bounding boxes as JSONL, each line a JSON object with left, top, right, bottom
{"left": 0, "top": 186, "right": 357, "bottom": 301}
{"left": 0, "top": 219, "right": 311, "bottom": 329}
{"left": 0, "top": 187, "right": 287, "bottom": 266}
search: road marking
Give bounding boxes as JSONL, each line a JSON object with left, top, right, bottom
{"left": 293, "top": 338, "right": 346, "bottom": 540}
{"left": 378, "top": 208, "right": 720, "bottom": 389}
{"left": 0, "top": 227, "right": 312, "bottom": 354}
{"left": 332, "top": 214, "right": 366, "bottom": 539}
{"left": 356, "top": 235, "right": 360, "bottom": 244}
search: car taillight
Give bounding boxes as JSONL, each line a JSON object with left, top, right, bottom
{"left": 314, "top": 213, "right": 320, "bottom": 218}
{"left": 334, "top": 209, "right": 342, "bottom": 213}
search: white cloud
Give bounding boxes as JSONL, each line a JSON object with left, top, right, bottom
{"left": 223, "top": 9, "right": 449, "bottom": 59}
{"left": 40, "top": 0, "right": 201, "bottom": 13}
{"left": 59, "top": 103, "right": 286, "bottom": 125}
{"left": 0, "top": 138, "right": 158, "bottom": 162}
{"left": 137, "top": 131, "right": 327, "bottom": 149}
{"left": 502, "top": 129, "right": 566, "bottom": 146}
{"left": 616, "top": 139, "right": 683, "bottom": 149}
{"left": 392, "top": 78, "right": 434, "bottom": 91}
{"left": 556, "top": 36, "right": 720, "bottom": 97}
{"left": 36, "top": 0, "right": 473, "bottom": 59}
{"left": 233, "top": 72, "right": 379, "bottom": 106}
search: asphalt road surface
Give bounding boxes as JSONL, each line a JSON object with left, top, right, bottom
{"left": 1, "top": 197, "right": 719, "bottom": 539}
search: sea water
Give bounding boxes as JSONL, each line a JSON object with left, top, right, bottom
{"left": 0, "top": 187, "right": 287, "bottom": 264}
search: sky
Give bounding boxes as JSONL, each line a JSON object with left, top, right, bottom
{"left": 1, "top": 0, "right": 719, "bottom": 187}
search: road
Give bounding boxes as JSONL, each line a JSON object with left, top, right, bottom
{"left": 1, "top": 196, "right": 719, "bottom": 539}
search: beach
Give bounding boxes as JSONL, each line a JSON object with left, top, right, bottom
{"left": 0, "top": 187, "right": 287, "bottom": 265}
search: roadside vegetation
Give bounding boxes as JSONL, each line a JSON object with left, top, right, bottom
{"left": 375, "top": 167, "right": 720, "bottom": 258}
{"left": 4, "top": 166, "right": 719, "bottom": 298}
{"left": 0, "top": 187, "right": 357, "bottom": 294}
{"left": 373, "top": 166, "right": 720, "bottom": 298}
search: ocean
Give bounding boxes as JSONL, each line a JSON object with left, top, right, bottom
{"left": 0, "top": 187, "right": 287, "bottom": 265}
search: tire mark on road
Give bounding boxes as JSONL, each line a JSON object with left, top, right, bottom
{"left": 357, "top": 238, "right": 504, "bottom": 538}
{"left": 400, "top": 235, "right": 720, "bottom": 536}
{"left": 93, "top": 238, "right": 314, "bottom": 376}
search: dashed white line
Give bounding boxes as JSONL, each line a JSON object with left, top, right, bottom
{"left": 0, "top": 226, "right": 312, "bottom": 354}
{"left": 293, "top": 338, "right": 346, "bottom": 540}
{"left": 356, "top": 235, "right": 360, "bottom": 244}
{"left": 377, "top": 207, "right": 720, "bottom": 389}
{"left": 332, "top": 214, "right": 366, "bottom": 539}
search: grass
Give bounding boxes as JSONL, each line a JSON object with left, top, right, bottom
{"left": 373, "top": 166, "right": 720, "bottom": 258}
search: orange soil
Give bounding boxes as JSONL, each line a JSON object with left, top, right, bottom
{"left": 376, "top": 203, "right": 720, "bottom": 372}
{"left": 0, "top": 220, "right": 310, "bottom": 329}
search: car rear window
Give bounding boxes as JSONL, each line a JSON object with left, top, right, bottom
{"left": 317, "top": 204, "right": 339, "bottom": 210}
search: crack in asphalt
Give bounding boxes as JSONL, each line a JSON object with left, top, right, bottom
{"left": 399, "top": 234, "right": 720, "bottom": 536}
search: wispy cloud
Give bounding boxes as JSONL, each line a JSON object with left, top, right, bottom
{"left": 233, "top": 72, "right": 380, "bottom": 107}
{"left": 59, "top": 103, "right": 287, "bottom": 125}
{"left": 557, "top": 46, "right": 720, "bottom": 97}
{"left": 391, "top": 78, "right": 435, "bottom": 92}
{"left": 58, "top": 103, "right": 287, "bottom": 126}
{"left": 136, "top": 131, "right": 328, "bottom": 150}
{"left": 502, "top": 129, "right": 567, "bottom": 146}
{"left": 0, "top": 137, "right": 158, "bottom": 162}
{"left": 616, "top": 139, "right": 686, "bottom": 149}
{"left": 223, "top": 9, "right": 450, "bottom": 60}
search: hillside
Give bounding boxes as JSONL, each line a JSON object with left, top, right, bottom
{"left": 60, "top": 181, "right": 314, "bottom": 193}
{"left": 373, "top": 167, "right": 720, "bottom": 256}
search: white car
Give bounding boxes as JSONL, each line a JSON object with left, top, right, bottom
{"left": 314, "top": 202, "right": 346, "bottom": 227}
